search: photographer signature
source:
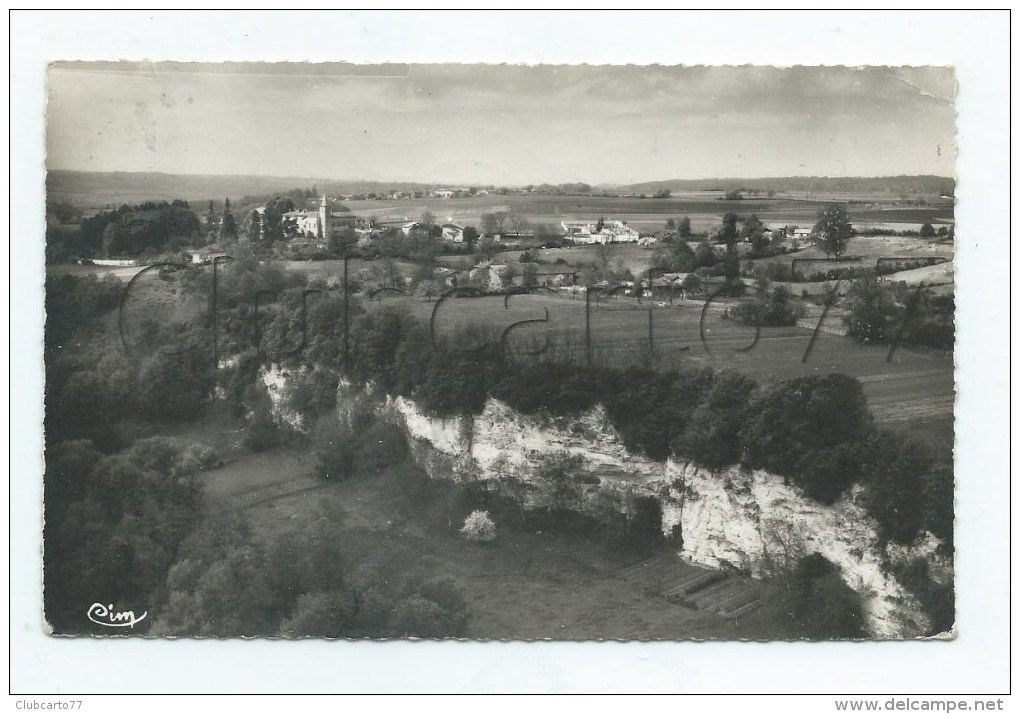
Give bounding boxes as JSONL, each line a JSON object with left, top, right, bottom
{"left": 86, "top": 602, "right": 147, "bottom": 628}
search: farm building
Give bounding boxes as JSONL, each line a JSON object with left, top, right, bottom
{"left": 561, "top": 219, "right": 640, "bottom": 244}
{"left": 187, "top": 247, "right": 230, "bottom": 265}
{"left": 469, "top": 262, "right": 512, "bottom": 290}
{"left": 433, "top": 189, "right": 455, "bottom": 198}
{"left": 531, "top": 266, "right": 578, "bottom": 287}
{"left": 433, "top": 266, "right": 462, "bottom": 287}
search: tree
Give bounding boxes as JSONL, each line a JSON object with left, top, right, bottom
{"left": 520, "top": 262, "right": 539, "bottom": 288}
{"left": 499, "top": 263, "right": 519, "bottom": 289}
{"left": 740, "top": 214, "right": 764, "bottom": 241}
{"left": 462, "top": 226, "right": 479, "bottom": 251}
{"left": 721, "top": 251, "right": 740, "bottom": 282}
{"left": 843, "top": 277, "right": 902, "bottom": 343}
{"left": 368, "top": 258, "right": 403, "bottom": 291}
{"left": 219, "top": 211, "right": 237, "bottom": 240}
{"left": 677, "top": 216, "right": 692, "bottom": 239}
{"left": 741, "top": 374, "right": 872, "bottom": 479}
{"left": 920, "top": 223, "right": 936, "bottom": 238}
{"left": 481, "top": 212, "right": 507, "bottom": 236}
{"left": 813, "top": 205, "right": 854, "bottom": 258}
{"left": 508, "top": 210, "right": 530, "bottom": 237}
{"left": 665, "top": 218, "right": 676, "bottom": 230}
{"left": 674, "top": 371, "right": 755, "bottom": 469}
{"left": 420, "top": 210, "right": 437, "bottom": 230}
{"left": 694, "top": 240, "right": 719, "bottom": 268}
{"left": 720, "top": 212, "right": 739, "bottom": 250}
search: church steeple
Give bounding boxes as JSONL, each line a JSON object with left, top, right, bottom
{"left": 317, "top": 194, "right": 328, "bottom": 242}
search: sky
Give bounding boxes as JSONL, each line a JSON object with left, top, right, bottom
{"left": 46, "top": 63, "right": 957, "bottom": 186}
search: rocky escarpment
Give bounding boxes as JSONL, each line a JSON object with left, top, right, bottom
{"left": 376, "top": 392, "right": 946, "bottom": 639}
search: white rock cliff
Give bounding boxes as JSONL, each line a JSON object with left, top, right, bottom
{"left": 342, "top": 387, "right": 939, "bottom": 638}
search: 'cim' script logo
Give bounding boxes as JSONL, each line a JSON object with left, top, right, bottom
{"left": 87, "top": 602, "right": 148, "bottom": 628}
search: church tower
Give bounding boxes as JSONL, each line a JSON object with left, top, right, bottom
{"left": 318, "top": 194, "right": 328, "bottom": 242}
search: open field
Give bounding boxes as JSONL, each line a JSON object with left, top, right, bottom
{"left": 750, "top": 234, "right": 954, "bottom": 271}
{"left": 200, "top": 444, "right": 791, "bottom": 640}
{"left": 343, "top": 194, "right": 953, "bottom": 235}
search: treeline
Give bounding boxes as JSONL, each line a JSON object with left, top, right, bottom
{"left": 46, "top": 200, "right": 201, "bottom": 262}
{"left": 625, "top": 175, "right": 956, "bottom": 197}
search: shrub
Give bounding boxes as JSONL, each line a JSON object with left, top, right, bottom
{"left": 460, "top": 510, "right": 496, "bottom": 542}
{"left": 731, "top": 284, "right": 804, "bottom": 327}
{"left": 245, "top": 405, "right": 281, "bottom": 452}
{"left": 387, "top": 579, "right": 470, "bottom": 638}
{"left": 180, "top": 444, "right": 224, "bottom": 473}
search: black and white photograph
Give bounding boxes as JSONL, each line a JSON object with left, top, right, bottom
{"left": 41, "top": 60, "right": 957, "bottom": 642}
{"left": 11, "top": 8, "right": 1011, "bottom": 699}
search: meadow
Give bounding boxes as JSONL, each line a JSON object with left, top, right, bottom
{"left": 199, "top": 440, "right": 793, "bottom": 640}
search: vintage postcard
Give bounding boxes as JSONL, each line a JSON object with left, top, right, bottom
{"left": 42, "top": 61, "right": 956, "bottom": 642}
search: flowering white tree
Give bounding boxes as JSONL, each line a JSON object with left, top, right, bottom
{"left": 460, "top": 510, "right": 496, "bottom": 543}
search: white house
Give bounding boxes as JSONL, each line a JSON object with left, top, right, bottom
{"left": 468, "top": 262, "right": 510, "bottom": 290}
{"left": 434, "top": 189, "right": 455, "bottom": 199}
{"left": 442, "top": 223, "right": 465, "bottom": 242}
{"left": 561, "top": 219, "right": 640, "bottom": 244}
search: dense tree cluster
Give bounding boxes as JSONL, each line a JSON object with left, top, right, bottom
{"left": 844, "top": 277, "right": 954, "bottom": 350}
{"left": 46, "top": 200, "right": 202, "bottom": 262}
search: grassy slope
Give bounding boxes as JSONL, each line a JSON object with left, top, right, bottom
{"left": 202, "top": 446, "right": 793, "bottom": 640}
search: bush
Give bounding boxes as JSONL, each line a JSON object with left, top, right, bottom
{"left": 383, "top": 579, "right": 470, "bottom": 638}
{"left": 245, "top": 404, "right": 281, "bottom": 452}
{"left": 180, "top": 444, "right": 224, "bottom": 473}
{"left": 460, "top": 510, "right": 496, "bottom": 542}
{"left": 731, "top": 284, "right": 804, "bottom": 327}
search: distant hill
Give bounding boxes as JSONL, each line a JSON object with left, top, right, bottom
{"left": 621, "top": 175, "right": 956, "bottom": 197}
{"left": 47, "top": 170, "right": 957, "bottom": 208}
{"left": 46, "top": 170, "right": 445, "bottom": 207}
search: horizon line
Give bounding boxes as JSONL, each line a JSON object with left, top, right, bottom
{"left": 47, "top": 168, "right": 957, "bottom": 188}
